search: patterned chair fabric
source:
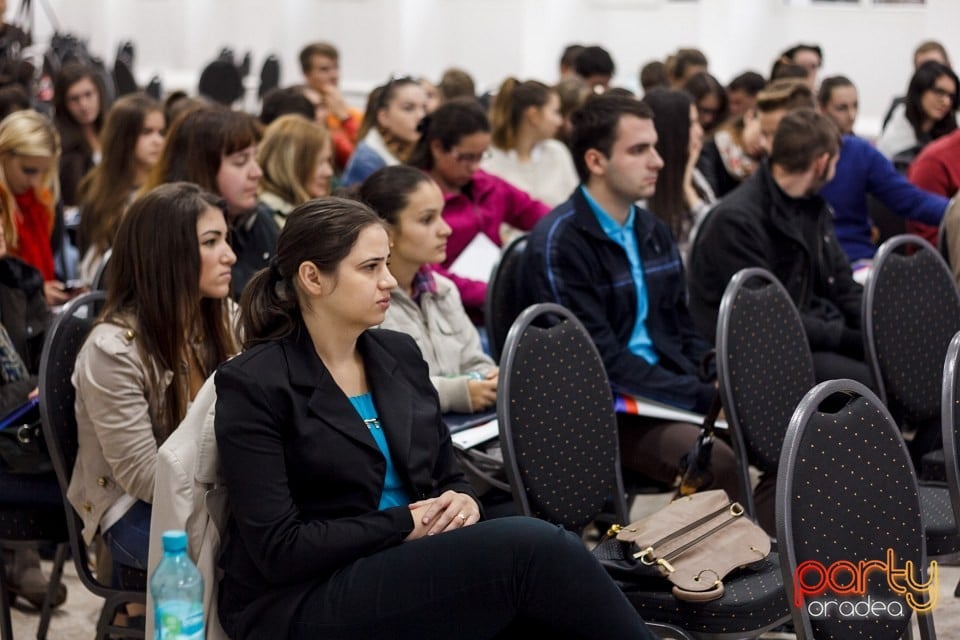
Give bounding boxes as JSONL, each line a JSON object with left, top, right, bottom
{"left": 485, "top": 234, "right": 528, "bottom": 362}
{"left": 498, "top": 303, "right": 624, "bottom": 531}
{"left": 942, "top": 332, "right": 960, "bottom": 579}
{"left": 499, "top": 303, "right": 790, "bottom": 638}
{"left": 717, "top": 268, "right": 816, "bottom": 517}
{"left": 38, "top": 292, "right": 146, "bottom": 639}
{"left": 777, "top": 380, "right": 937, "bottom": 640}
{"left": 864, "top": 235, "right": 960, "bottom": 423}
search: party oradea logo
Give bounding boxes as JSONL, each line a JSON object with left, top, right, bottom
{"left": 794, "top": 549, "right": 937, "bottom": 619}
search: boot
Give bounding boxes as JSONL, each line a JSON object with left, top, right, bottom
{"left": 5, "top": 547, "right": 67, "bottom": 609}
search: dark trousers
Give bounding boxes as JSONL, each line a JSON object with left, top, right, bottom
{"left": 288, "top": 517, "right": 655, "bottom": 640}
{"left": 812, "top": 351, "right": 875, "bottom": 390}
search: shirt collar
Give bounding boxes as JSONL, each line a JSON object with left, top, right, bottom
{"left": 410, "top": 267, "right": 438, "bottom": 304}
{"left": 580, "top": 185, "right": 635, "bottom": 237}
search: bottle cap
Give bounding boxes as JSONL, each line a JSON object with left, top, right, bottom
{"left": 161, "top": 530, "right": 188, "bottom": 553}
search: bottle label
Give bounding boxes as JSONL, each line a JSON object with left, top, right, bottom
{"left": 155, "top": 601, "right": 204, "bottom": 640}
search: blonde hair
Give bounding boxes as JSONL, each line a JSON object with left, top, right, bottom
{"left": 0, "top": 110, "right": 61, "bottom": 250}
{"left": 257, "top": 114, "right": 329, "bottom": 207}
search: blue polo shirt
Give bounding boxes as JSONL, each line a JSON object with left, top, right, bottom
{"left": 581, "top": 186, "right": 659, "bottom": 365}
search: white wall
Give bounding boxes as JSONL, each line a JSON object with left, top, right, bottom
{"left": 20, "top": 0, "right": 960, "bottom": 137}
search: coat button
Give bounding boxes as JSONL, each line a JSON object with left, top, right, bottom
{"left": 124, "top": 330, "right": 135, "bottom": 341}
{"left": 97, "top": 477, "right": 108, "bottom": 487}
{"left": 83, "top": 502, "right": 92, "bottom": 512}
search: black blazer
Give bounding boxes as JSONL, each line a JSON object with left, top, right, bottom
{"left": 214, "top": 326, "right": 477, "bottom": 639}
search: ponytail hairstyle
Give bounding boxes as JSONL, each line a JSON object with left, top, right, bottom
{"left": 407, "top": 98, "right": 490, "bottom": 170}
{"left": 358, "top": 165, "right": 434, "bottom": 226}
{"left": 490, "top": 77, "right": 554, "bottom": 151}
{"left": 240, "top": 197, "right": 383, "bottom": 348}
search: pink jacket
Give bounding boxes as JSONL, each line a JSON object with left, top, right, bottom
{"left": 435, "top": 169, "right": 549, "bottom": 309}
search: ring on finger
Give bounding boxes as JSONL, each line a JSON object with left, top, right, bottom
{"left": 457, "top": 512, "right": 467, "bottom": 523}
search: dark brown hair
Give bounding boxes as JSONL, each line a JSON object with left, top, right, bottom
{"left": 240, "top": 197, "right": 383, "bottom": 348}
{"left": 770, "top": 109, "right": 840, "bottom": 174}
{"left": 103, "top": 182, "right": 238, "bottom": 441}
{"left": 407, "top": 98, "right": 490, "bottom": 171}
{"left": 53, "top": 62, "right": 107, "bottom": 151}
{"left": 358, "top": 165, "right": 434, "bottom": 226}
{"left": 299, "top": 42, "right": 339, "bottom": 73}
{"left": 490, "top": 78, "right": 554, "bottom": 151}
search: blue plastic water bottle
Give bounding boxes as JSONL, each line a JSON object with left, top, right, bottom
{"left": 150, "top": 530, "right": 204, "bottom": 639}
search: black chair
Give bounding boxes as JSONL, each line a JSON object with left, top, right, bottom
{"left": 716, "top": 268, "right": 815, "bottom": 521}
{"left": 258, "top": 55, "right": 280, "bottom": 99}
{"left": 941, "top": 330, "right": 960, "bottom": 596}
{"left": 38, "top": 292, "right": 146, "bottom": 640}
{"left": 484, "top": 234, "right": 527, "bottom": 362}
{"left": 498, "top": 302, "right": 790, "bottom": 639}
{"left": 198, "top": 59, "right": 243, "bottom": 106}
{"left": 91, "top": 248, "right": 112, "bottom": 292}
{"left": 864, "top": 235, "right": 960, "bottom": 479}
{"left": 112, "top": 57, "right": 138, "bottom": 97}
{"left": 144, "top": 75, "right": 162, "bottom": 101}
{"left": 776, "top": 379, "right": 937, "bottom": 639}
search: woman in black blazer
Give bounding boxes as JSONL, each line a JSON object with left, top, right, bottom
{"left": 214, "top": 197, "right": 653, "bottom": 640}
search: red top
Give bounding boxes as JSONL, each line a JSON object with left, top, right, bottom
{"left": 11, "top": 189, "right": 55, "bottom": 281}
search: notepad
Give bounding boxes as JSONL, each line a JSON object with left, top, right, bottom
{"left": 615, "top": 394, "right": 727, "bottom": 430}
{"left": 448, "top": 233, "right": 501, "bottom": 283}
{"left": 451, "top": 419, "right": 499, "bottom": 450}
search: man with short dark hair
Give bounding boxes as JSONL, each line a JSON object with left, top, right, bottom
{"left": 573, "top": 45, "right": 615, "bottom": 91}
{"left": 688, "top": 109, "right": 869, "bottom": 386}
{"left": 524, "top": 95, "right": 742, "bottom": 507}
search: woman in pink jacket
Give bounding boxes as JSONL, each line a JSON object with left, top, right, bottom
{"left": 407, "top": 99, "right": 549, "bottom": 313}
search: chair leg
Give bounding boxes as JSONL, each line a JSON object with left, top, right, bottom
{"left": 955, "top": 574, "right": 960, "bottom": 597}
{"left": 0, "top": 551, "right": 12, "bottom": 640}
{"left": 37, "top": 543, "right": 68, "bottom": 640}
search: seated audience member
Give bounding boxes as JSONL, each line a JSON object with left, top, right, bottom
{"left": 642, "top": 88, "right": 715, "bottom": 259}
{"left": 559, "top": 43, "right": 585, "bottom": 81}
{"left": 299, "top": 41, "right": 362, "bottom": 149}
{"left": 257, "top": 114, "right": 333, "bottom": 228}
{"left": 697, "top": 79, "right": 812, "bottom": 198}
{"left": 771, "top": 43, "right": 822, "bottom": 88}
{"left": 0, "top": 228, "right": 66, "bottom": 610}
{"left": 70, "top": 182, "right": 238, "bottom": 588}
{"left": 342, "top": 77, "right": 428, "bottom": 186}
{"left": 418, "top": 77, "right": 440, "bottom": 113}
{"left": 555, "top": 76, "right": 590, "bottom": 148}
{"left": 0, "top": 83, "right": 29, "bottom": 120}
{"left": 78, "top": 93, "right": 165, "bottom": 283}
{"left": 907, "top": 127, "right": 960, "bottom": 246}
{"left": 407, "top": 99, "right": 549, "bottom": 313}
{"left": 0, "top": 109, "right": 75, "bottom": 306}
{"left": 726, "top": 71, "right": 766, "bottom": 119}
{"left": 817, "top": 76, "right": 947, "bottom": 263}
{"left": 259, "top": 86, "right": 315, "bottom": 125}
{"left": 523, "top": 95, "right": 744, "bottom": 519}
{"left": 683, "top": 71, "right": 728, "bottom": 137}
{"left": 483, "top": 78, "right": 578, "bottom": 207}
{"left": 163, "top": 91, "right": 203, "bottom": 129}
{"left": 360, "top": 166, "right": 496, "bottom": 413}
{"left": 877, "top": 61, "right": 958, "bottom": 168}
{"left": 53, "top": 62, "right": 107, "bottom": 207}
{"left": 668, "top": 48, "right": 708, "bottom": 89}
{"left": 770, "top": 63, "right": 811, "bottom": 85}
{"left": 145, "top": 104, "right": 276, "bottom": 298}
{"left": 574, "top": 45, "right": 615, "bottom": 91}
{"left": 883, "top": 40, "right": 952, "bottom": 130}
{"left": 639, "top": 60, "right": 668, "bottom": 94}
{"left": 437, "top": 68, "right": 476, "bottom": 104}
{"left": 214, "top": 197, "right": 655, "bottom": 640}
{"left": 689, "top": 109, "right": 871, "bottom": 389}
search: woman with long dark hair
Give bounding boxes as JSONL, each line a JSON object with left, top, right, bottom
{"left": 70, "top": 182, "right": 238, "bottom": 588}
{"left": 877, "top": 61, "right": 958, "bottom": 165}
{"left": 214, "top": 195, "right": 654, "bottom": 640}
{"left": 53, "top": 62, "right": 108, "bottom": 206}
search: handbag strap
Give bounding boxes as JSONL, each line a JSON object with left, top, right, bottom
{"left": 633, "top": 501, "right": 745, "bottom": 569}
{"left": 641, "top": 507, "right": 744, "bottom": 573}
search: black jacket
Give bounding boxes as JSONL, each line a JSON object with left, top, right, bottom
{"left": 229, "top": 202, "right": 279, "bottom": 299}
{"left": 0, "top": 258, "right": 49, "bottom": 416}
{"left": 214, "top": 327, "right": 477, "bottom": 639}
{"left": 688, "top": 162, "right": 862, "bottom": 352}
{"left": 524, "top": 189, "right": 715, "bottom": 414}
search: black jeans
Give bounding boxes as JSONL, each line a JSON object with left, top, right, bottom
{"left": 288, "top": 516, "right": 654, "bottom": 640}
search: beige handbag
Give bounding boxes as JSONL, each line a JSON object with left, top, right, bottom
{"left": 594, "top": 490, "right": 770, "bottom": 602}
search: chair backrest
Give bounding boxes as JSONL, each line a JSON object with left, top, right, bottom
{"left": 38, "top": 291, "right": 130, "bottom": 600}
{"left": 716, "top": 268, "right": 816, "bottom": 517}
{"left": 259, "top": 55, "right": 280, "bottom": 98}
{"left": 777, "top": 379, "right": 937, "bottom": 640}
{"left": 198, "top": 59, "right": 243, "bottom": 106}
{"left": 497, "top": 303, "right": 628, "bottom": 532}
{"left": 91, "top": 248, "right": 112, "bottom": 291}
{"left": 863, "top": 235, "right": 960, "bottom": 422}
{"left": 942, "top": 330, "right": 960, "bottom": 532}
{"left": 484, "top": 233, "right": 528, "bottom": 362}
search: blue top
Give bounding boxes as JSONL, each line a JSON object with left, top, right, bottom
{"left": 820, "top": 135, "right": 948, "bottom": 262}
{"left": 348, "top": 393, "right": 410, "bottom": 509}
{"left": 341, "top": 141, "right": 388, "bottom": 187}
{"left": 581, "top": 186, "right": 659, "bottom": 365}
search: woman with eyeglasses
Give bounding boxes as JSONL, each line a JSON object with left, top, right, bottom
{"left": 407, "top": 99, "right": 549, "bottom": 313}
{"left": 482, "top": 78, "right": 577, "bottom": 207}
{"left": 342, "top": 77, "right": 428, "bottom": 186}
{"left": 877, "top": 61, "right": 958, "bottom": 168}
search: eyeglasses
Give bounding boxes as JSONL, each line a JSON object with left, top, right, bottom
{"left": 449, "top": 149, "right": 492, "bottom": 164}
{"left": 928, "top": 87, "right": 955, "bottom": 100}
